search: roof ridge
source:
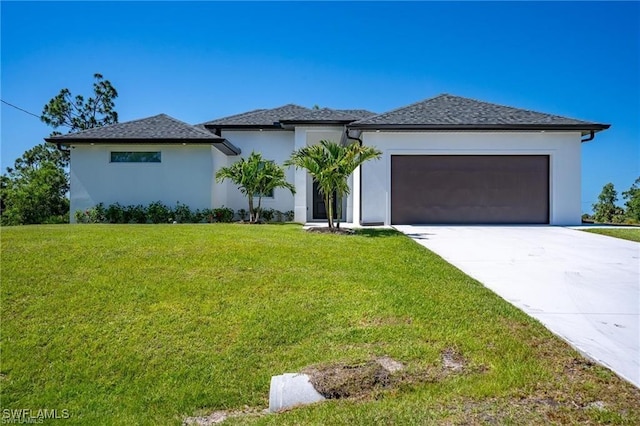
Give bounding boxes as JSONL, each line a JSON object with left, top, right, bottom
{"left": 349, "top": 94, "right": 608, "bottom": 130}
{"left": 46, "top": 113, "right": 224, "bottom": 141}
{"left": 440, "top": 94, "right": 594, "bottom": 123}
{"left": 351, "top": 94, "right": 448, "bottom": 124}
{"left": 47, "top": 113, "right": 169, "bottom": 137}
{"left": 153, "top": 114, "right": 220, "bottom": 136}
{"left": 204, "top": 103, "right": 312, "bottom": 125}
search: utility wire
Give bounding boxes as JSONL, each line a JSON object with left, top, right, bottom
{"left": 1, "top": 99, "right": 41, "bottom": 119}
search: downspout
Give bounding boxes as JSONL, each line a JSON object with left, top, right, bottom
{"left": 345, "top": 128, "right": 363, "bottom": 146}
{"left": 581, "top": 130, "right": 595, "bottom": 143}
{"left": 56, "top": 143, "right": 71, "bottom": 154}
{"left": 345, "top": 128, "right": 364, "bottom": 225}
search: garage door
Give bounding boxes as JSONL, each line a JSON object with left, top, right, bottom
{"left": 391, "top": 155, "right": 549, "bottom": 224}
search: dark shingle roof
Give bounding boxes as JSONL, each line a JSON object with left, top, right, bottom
{"left": 204, "top": 105, "right": 376, "bottom": 127}
{"left": 46, "top": 114, "right": 224, "bottom": 142}
{"left": 337, "top": 109, "right": 377, "bottom": 119}
{"left": 279, "top": 108, "right": 367, "bottom": 123}
{"left": 204, "top": 104, "right": 311, "bottom": 127}
{"left": 349, "top": 94, "right": 609, "bottom": 134}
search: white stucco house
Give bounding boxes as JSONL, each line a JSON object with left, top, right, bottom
{"left": 46, "top": 94, "right": 609, "bottom": 225}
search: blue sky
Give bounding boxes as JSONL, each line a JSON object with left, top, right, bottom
{"left": 1, "top": 1, "right": 638, "bottom": 213}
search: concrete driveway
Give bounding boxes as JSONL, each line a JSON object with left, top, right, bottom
{"left": 394, "top": 225, "right": 639, "bottom": 388}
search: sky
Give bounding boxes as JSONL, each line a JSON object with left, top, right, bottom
{"left": 1, "top": 1, "right": 638, "bottom": 213}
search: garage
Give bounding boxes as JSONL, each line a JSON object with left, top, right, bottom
{"left": 391, "top": 155, "right": 549, "bottom": 225}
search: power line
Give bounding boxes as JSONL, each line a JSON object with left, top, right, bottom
{"left": 1, "top": 99, "right": 41, "bottom": 119}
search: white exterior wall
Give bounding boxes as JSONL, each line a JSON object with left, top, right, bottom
{"left": 69, "top": 144, "right": 214, "bottom": 221}
{"left": 220, "top": 130, "right": 296, "bottom": 215}
{"left": 360, "top": 131, "right": 583, "bottom": 226}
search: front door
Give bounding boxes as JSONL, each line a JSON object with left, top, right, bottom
{"left": 312, "top": 181, "right": 337, "bottom": 220}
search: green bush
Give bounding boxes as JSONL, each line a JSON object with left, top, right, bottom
{"left": 74, "top": 202, "right": 238, "bottom": 224}
{"left": 261, "top": 208, "right": 275, "bottom": 222}
{"left": 284, "top": 210, "right": 295, "bottom": 222}
{"left": 104, "top": 203, "right": 124, "bottom": 223}
{"left": 194, "top": 209, "right": 213, "bottom": 223}
{"left": 75, "top": 203, "right": 106, "bottom": 223}
{"left": 147, "top": 201, "right": 172, "bottom": 224}
{"left": 212, "top": 206, "right": 234, "bottom": 223}
{"left": 124, "top": 205, "right": 147, "bottom": 224}
{"left": 74, "top": 210, "right": 86, "bottom": 223}
{"left": 173, "top": 202, "right": 193, "bottom": 223}
{"left": 42, "top": 214, "right": 69, "bottom": 224}
{"left": 237, "top": 209, "right": 248, "bottom": 221}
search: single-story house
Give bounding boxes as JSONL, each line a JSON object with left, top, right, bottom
{"left": 46, "top": 94, "right": 609, "bottom": 225}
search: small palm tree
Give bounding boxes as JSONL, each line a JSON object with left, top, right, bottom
{"left": 216, "top": 151, "right": 295, "bottom": 223}
{"left": 286, "top": 140, "right": 381, "bottom": 228}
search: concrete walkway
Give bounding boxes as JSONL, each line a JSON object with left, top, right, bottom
{"left": 394, "top": 225, "right": 640, "bottom": 388}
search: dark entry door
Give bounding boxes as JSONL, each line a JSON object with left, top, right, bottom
{"left": 391, "top": 155, "right": 550, "bottom": 225}
{"left": 312, "top": 181, "right": 338, "bottom": 220}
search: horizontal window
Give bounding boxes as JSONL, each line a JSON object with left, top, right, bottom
{"left": 110, "top": 151, "right": 161, "bottom": 163}
{"left": 258, "top": 189, "right": 274, "bottom": 198}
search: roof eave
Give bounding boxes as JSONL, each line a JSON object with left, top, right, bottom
{"left": 45, "top": 137, "right": 241, "bottom": 156}
{"left": 45, "top": 138, "right": 227, "bottom": 144}
{"left": 348, "top": 123, "right": 610, "bottom": 135}
{"left": 278, "top": 119, "right": 355, "bottom": 125}
{"left": 203, "top": 124, "right": 285, "bottom": 130}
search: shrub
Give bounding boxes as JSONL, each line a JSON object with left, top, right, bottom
{"left": 74, "top": 210, "right": 86, "bottom": 223}
{"left": 274, "top": 210, "right": 283, "bottom": 222}
{"left": 105, "top": 203, "right": 125, "bottom": 223}
{"left": 43, "top": 214, "right": 69, "bottom": 224}
{"left": 196, "top": 209, "right": 215, "bottom": 223}
{"left": 261, "top": 208, "right": 275, "bottom": 222}
{"left": 173, "top": 202, "right": 192, "bottom": 223}
{"left": 212, "top": 207, "right": 234, "bottom": 223}
{"left": 125, "top": 204, "right": 147, "bottom": 224}
{"left": 75, "top": 203, "right": 106, "bottom": 223}
{"left": 284, "top": 210, "right": 294, "bottom": 222}
{"left": 237, "top": 209, "right": 248, "bottom": 221}
{"left": 147, "top": 201, "right": 172, "bottom": 224}
{"left": 75, "top": 202, "right": 242, "bottom": 225}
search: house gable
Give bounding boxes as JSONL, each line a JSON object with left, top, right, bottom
{"left": 349, "top": 94, "right": 609, "bottom": 137}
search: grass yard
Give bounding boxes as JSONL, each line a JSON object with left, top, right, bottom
{"left": 2, "top": 224, "right": 639, "bottom": 425}
{"left": 583, "top": 227, "right": 640, "bottom": 243}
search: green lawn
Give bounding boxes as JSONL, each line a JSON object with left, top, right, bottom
{"left": 583, "top": 227, "right": 640, "bottom": 243}
{"left": 2, "top": 225, "right": 639, "bottom": 425}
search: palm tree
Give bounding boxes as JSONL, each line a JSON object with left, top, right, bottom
{"left": 286, "top": 140, "right": 381, "bottom": 228}
{"left": 215, "top": 151, "right": 295, "bottom": 223}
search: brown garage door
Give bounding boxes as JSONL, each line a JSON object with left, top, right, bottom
{"left": 391, "top": 155, "right": 549, "bottom": 224}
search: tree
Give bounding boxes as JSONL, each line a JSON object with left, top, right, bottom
{"left": 1, "top": 73, "right": 118, "bottom": 225}
{"left": 0, "top": 144, "right": 69, "bottom": 225}
{"left": 622, "top": 177, "right": 640, "bottom": 222}
{"left": 215, "top": 152, "right": 295, "bottom": 223}
{"left": 592, "top": 182, "right": 624, "bottom": 223}
{"left": 286, "top": 140, "right": 381, "bottom": 229}
{"left": 41, "top": 73, "right": 118, "bottom": 137}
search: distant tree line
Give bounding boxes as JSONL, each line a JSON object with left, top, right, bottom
{"left": 585, "top": 178, "right": 640, "bottom": 224}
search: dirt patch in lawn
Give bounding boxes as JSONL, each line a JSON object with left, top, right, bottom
{"left": 304, "top": 358, "right": 396, "bottom": 399}
{"left": 304, "top": 350, "right": 483, "bottom": 401}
